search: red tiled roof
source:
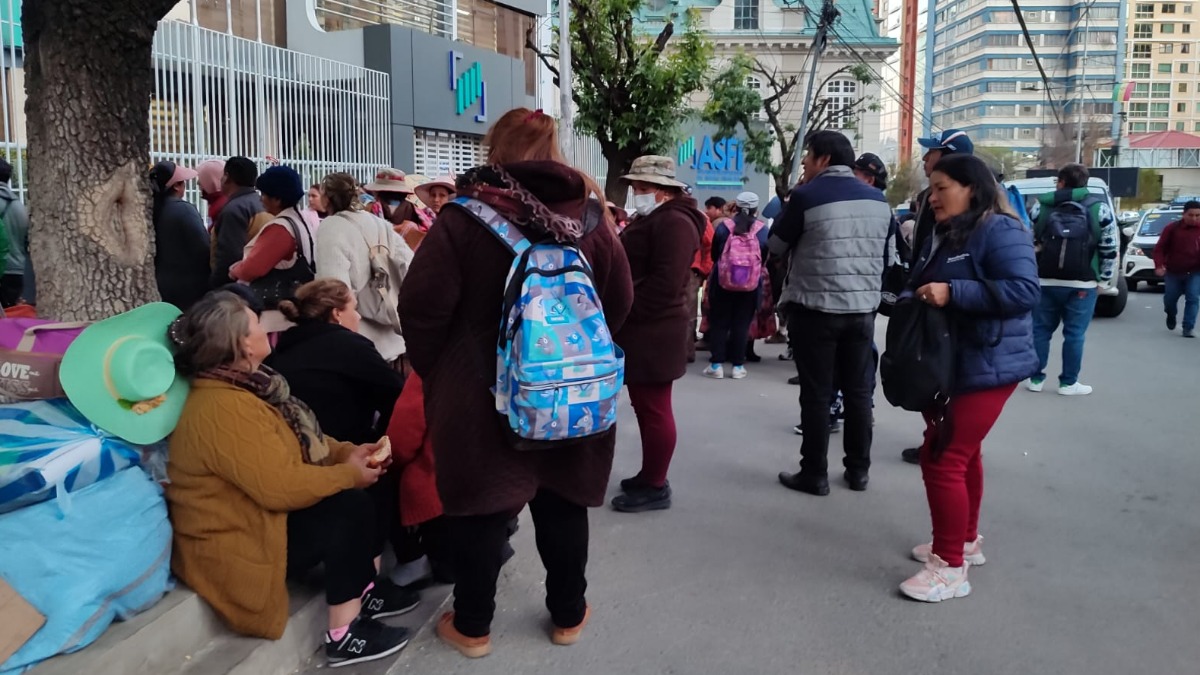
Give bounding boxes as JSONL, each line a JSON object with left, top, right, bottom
{"left": 1126, "top": 130, "right": 1200, "bottom": 149}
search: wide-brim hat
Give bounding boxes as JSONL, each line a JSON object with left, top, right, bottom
{"left": 365, "top": 168, "right": 413, "bottom": 194}
{"left": 621, "top": 155, "right": 687, "bottom": 188}
{"left": 59, "top": 303, "right": 189, "bottom": 445}
{"left": 414, "top": 175, "right": 457, "bottom": 205}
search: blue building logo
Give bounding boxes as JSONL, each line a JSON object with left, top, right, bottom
{"left": 678, "top": 135, "right": 745, "bottom": 187}
{"left": 450, "top": 51, "right": 487, "bottom": 123}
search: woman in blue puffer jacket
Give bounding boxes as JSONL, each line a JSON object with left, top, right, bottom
{"left": 899, "top": 154, "right": 1040, "bottom": 604}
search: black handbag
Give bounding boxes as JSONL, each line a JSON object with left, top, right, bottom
{"left": 249, "top": 215, "right": 315, "bottom": 309}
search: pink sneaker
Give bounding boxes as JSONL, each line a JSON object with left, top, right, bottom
{"left": 911, "top": 535, "right": 986, "bottom": 566}
{"left": 899, "top": 554, "right": 971, "bottom": 603}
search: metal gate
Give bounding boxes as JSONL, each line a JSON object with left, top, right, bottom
{"left": 412, "top": 128, "right": 485, "bottom": 177}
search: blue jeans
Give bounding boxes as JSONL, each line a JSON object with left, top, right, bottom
{"left": 1164, "top": 272, "right": 1200, "bottom": 331}
{"left": 1033, "top": 286, "right": 1098, "bottom": 386}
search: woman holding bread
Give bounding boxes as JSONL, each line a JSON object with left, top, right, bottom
{"left": 166, "top": 290, "right": 415, "bottom": 669}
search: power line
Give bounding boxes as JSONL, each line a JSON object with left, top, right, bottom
{"left": 1009, "top": 0, "right": 1067, "bottom": 128}
{"left": 827, "top": 24, "right": 939, "bottom": 131}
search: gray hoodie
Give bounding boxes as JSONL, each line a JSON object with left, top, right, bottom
{"left": 0, "top": 184, "right": 29, "bottom": 276}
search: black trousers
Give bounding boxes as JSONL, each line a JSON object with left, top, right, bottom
{"left": 365, "top": 469, "right": 403, "bottom": 559}
{"left": 707, "top": 286, "right": 759, "bottom": 366}
{"left": 287, "top": 489, "right": 378, "bottom": 606}
{"left": 447, "top": 489, "right": 588, "bottom": 637}
{"left": 0, "top": 274, "right": 23, "bottom": 308}
{"left": 789, "top": 307, "right": 875, "bottom": 476}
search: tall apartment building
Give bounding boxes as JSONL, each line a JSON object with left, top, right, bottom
{"left": 924, "top": 0, "right": 1124, "bottom": 165}
{"left": 1125, "top": 1, "right": 1200, "bottom": 135}
{"left": 877, "top": 0, "right": 931, "bottom": 164}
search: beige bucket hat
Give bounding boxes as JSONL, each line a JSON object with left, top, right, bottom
{"left": 621, "top": 155, "right": 687, "bottom": 188}
{"left": 364, "top": 168, "right": 413, "bottom": 194}
{"left": 414, "top": 175, "right": 457, "bottom": 205}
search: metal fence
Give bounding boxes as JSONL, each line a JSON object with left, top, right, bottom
{"left": 0, "top": 4, "right": 393, "bottom": 203}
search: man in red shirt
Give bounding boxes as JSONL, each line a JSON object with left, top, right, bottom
{"left": 1154, "top": 200, "right": 1200, "bottom": 338}
{"left": 687, "top": 198, "right": 720, "bottom": 361}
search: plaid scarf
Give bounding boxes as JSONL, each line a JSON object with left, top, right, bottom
{"left": 197, "top": 364, "right": 331, "bottom": 466}
{"left": 456, "top": 165, "right": 585, "bottom": 243}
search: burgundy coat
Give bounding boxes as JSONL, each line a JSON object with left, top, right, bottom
{"left": 616, "top": 197, "right": 705, "bottom": 384}
{"left": 399, "top": 162, "right": 634, "bottom": 516}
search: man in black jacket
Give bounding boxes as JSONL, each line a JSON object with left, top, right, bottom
{"left": 899, "top": 129, "right": 974, "bottom": 465}
{"left": 210, "top": 156, "right": 262, "bottom": 287}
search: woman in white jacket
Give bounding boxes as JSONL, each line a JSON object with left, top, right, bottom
{"left": 315, "top": 173, "right": 414, "bottom": 365}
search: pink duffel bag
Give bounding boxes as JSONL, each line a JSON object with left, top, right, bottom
{"left": 0, "top": 319, "right": 89, "bottom": 403}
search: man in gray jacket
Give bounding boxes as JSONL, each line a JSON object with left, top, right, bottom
{"left": 210, "top": 156, "right": 262, "bottom": 288}
{"left": 770, "top": 131, "right": 892, "bottom": 496}
{"left": 0, "top": 159, "right": 30, "bottom": 307}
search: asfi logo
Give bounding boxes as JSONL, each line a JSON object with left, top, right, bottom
{"left": 678, "top": 135, "right": 745, "bottom": 187}
{"left": 450, "top": 51, "right": 488, "bottom": 123}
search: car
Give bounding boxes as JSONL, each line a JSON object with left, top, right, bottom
{"left": 1005, "top": 176, "right": 1132, "bottom": 318}
{"left": 1124, "top": 208, "right": 1180, "bottom": 291}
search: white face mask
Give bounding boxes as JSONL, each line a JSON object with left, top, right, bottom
{"left": 632, "top": 192, "right": 661, "bottom": 216}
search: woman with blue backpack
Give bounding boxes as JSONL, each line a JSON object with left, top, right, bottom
{"left": 399, "top": 108, "right": 633, "bottom": 658}
{"left": 894, "top": 153, "right": 1039, "bottom": 604}
{"left": 703, "top": 192, "right": 769, "bottom": 380}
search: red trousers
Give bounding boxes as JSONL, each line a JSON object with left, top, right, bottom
{"left": 919, "top": 383, "right": 1017, "bottom": 567}
{"left": 626, "top": 382, "right": 677, "bottom": 488}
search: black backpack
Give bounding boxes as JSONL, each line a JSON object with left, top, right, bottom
{"left": 1037, "top": 198, "right": 1096, "bottom": 281}
{"left": 880, "top": 298, "right": 956, "bottom": 412}
{"left": 879, "top": 218, "right": 910, "bottom": 318}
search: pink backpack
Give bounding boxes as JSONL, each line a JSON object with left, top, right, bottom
{"left": 717, "top": 219, "right": 765, "bottom": 292}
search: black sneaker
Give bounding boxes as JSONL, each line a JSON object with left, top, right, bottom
{"left": 611, "top": 482, "right": 671, "bottom": 512}
{"left": 1167, "top": 315, "right": 1177, "bottom": 331}
{"left": 326, "top": 616, "right": 410, "bottom": 668}
{"left": 901, "top": 447, "right": 921, "bottom": 465}
{"left": 787, "top": 375, "right": 801, "bottom": 385}
{"left": 619, "top": 475, "right": 649, "bottom": 492}
{"left": 361, "top": 579, "right": 420, "bottom": 619}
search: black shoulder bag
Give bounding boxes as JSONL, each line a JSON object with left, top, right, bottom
{"left": 249, "top": 215, "right": 316, "bottom": 309}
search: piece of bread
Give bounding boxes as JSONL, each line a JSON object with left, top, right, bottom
{"left": 368, "top": 436, "right": 392, "bottom": 468}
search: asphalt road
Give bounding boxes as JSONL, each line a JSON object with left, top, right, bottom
{"left": 314, "top": 290, "right": 1200, "bottom": 675}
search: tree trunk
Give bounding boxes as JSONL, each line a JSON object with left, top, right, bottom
{"left": 602, "top": 145, "right": 641, "bottom": 205}
{"left": 23, "top": 0, "right": 177, "bottom": 321}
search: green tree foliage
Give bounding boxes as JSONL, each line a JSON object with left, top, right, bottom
{"left": 885, "top": 162, "right": 922, "bottom": 207}
{"left": 528, "top": 1, "right": 713, "bottom": 201}
{"left": 1132, "top": 168, "right": 1163, "bottom": 208}
{"left": 703, "top": 54, "right": 876, "bottom": 199}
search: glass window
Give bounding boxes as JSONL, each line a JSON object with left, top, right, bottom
{"left": 1187, "top": 4, "right": 1194, "bottom": 12}
{"left": 1178, "top": 122, "right": 1186, "bottom": 131}
{"left": 1152, "top": 83, "right": 1172, "bottom": 98}
{"left": 1129, "top": 102, "right": 1149, "bottom": 117}
{"left": 1162, "top": 3, "right": 1177, "bottom": 12}
{"left": 1151, "top": 102, "right": 1170, "bottom": 117}
{"left": 1150, "top": 122, "right": 1169, "bottom": 131}
{"left": 822, "top": 80, "right": 859, "bottom": 130}
{"left": 1163, "top": 23, "right": 1176, "bottom": 33}
{"left": 1134, "top": 44, "right": 1152, "bottom": 58}
{"left": 1184, "top": 44, "right": 1192, "bottom": 53}
{"left": 1163, "top": 43, "right": 1175, "bottom": 54}
{"left": 991, "top": 34, "right": 1020, "bottom": 47}
{"left": 1134, "top": 83, "right": 1150, "bottom": 96}
{"left": 1179, "top": 102, "right": 1188, "bottom": 113}
{"left": 1134, "top": 23, "right": 1154, "bottom": 38}
{"left": 1180, "top": 83, "right": 1189, "bottom": 93}
{"left": 734, "top": 0, "right": 760, "bottom": 30}
{"left": 458, "top": 0, "right": 537, "bottom": 97}
{"left": 1186, "top": 24, "right": 1193, "bottom": 33}
{"left": 986, "top": 104, "right": 1016, "bottom": 116}
{"left": 987, "top": 81, "right": 1017, "bottom": 93}
{"left": 1160, "top": 63, "right": 1174, "bottom": 72}
{"left": 1136, "top": 2, "right": 1155, "bottom": 17}
{"left": 1131, "top": 122, "right": 1148, "bottom": 131}
{"left": 1183, "top": 63, "right": 1191, "bottom": 73}
{"left": 1131, "top": 63, "right": 1152, "bottom": 78}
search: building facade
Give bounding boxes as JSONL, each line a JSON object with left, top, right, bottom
{"left": 922, "top": 0, "right": 1124, "bottom": 166}
{"left": 635, "top": 0, "right": 896, "bottom": 193}
{"left": 0, "top": 0, "right": 545, "bottom": 198}
{"left": 1124, "top": 1, "right": 1200, "bottom": 136}
{"left": 877, "top": 0, "right": 933, "bottom": 164}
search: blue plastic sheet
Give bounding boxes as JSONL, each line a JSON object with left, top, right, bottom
{"left": 0, "top": 468, "right": 172, "bottom": 674}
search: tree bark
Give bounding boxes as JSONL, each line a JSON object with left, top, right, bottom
{"left": 602, "top": 145, "right": 640, "bottom": 205}
{"left": 24, "top": 0, "right": 178, "bottom": 321}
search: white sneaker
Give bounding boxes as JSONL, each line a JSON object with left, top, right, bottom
{"left": 1026, "top": 378, "right": 1045, "bottom": 393}
{"left": 702, "top": 364, "right": 724, "bottom": 379}
{"left": 1058, "top": 382, "right": 1093, "bottom": 396}
{"left": 899, "top": 554, "right": 972, "bottom": 603}
{"left": 911, "top": 535, "right": 986, "bottom": 566}
{"left": 731, "top": 366, "right": 748, "bottom": 379}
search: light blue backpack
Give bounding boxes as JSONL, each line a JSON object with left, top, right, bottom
{"left": 451, "top": 197, "right": 624, "bottom": 449}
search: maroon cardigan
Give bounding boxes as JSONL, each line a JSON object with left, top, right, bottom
{"left": 615, "top": 197, "right": 706, "bottom": 384}
{"left": 399, "top": 161, "right": 634, "bottom": 516}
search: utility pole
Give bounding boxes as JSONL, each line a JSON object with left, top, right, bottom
{"left": 788, "top": 0, "right": 840, "bottom": 184}
{"left": 1074, "top": 7, "right": 1090, "bottom": 164}
{"left": 559, "top": 0, "right": 575, "bottom": 161}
